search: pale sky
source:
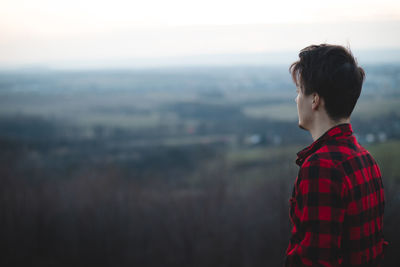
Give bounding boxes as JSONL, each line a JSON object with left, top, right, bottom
{"left": 1, "top": 0, "right": 400, "bottom": 68}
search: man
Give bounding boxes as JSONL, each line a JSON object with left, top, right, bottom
{"left": 285, "top": 44, "right": 386, "bottom": 266}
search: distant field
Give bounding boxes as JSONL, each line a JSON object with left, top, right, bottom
{"left": 366, "top": 140, "right": 400, "bottom": 181}
{"left": 223, "top": 139, "right": 400, "bottom": 186}
{"left": 69, "top": 95, "right": 400, "bottom": 127}
{"left": 73, "top": 112, "right": 163, "bottom": 129}
{"left": 242, "top": 96, "right": 400, "bottom": 121}
{"left": 225, "top": 144, "right": 302, "bottom": 164}
{"left": 353, "top": 97, "right": 400, "bottom": 119}
{"left": 242, "top": 103, "right": 297, "bottom": 121}
{"left": 223, "top": 144, "right": 303, "bottom": 190}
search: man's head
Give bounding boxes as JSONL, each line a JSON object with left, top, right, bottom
{"left": 290, "top": 44, "right": 365, "bottom": 130}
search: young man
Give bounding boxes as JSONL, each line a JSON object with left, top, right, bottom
{"left": 285, "top": 44, "right": 386, "bottom": 266}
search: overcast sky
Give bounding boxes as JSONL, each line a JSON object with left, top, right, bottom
{"left": 1, "top": 0, "right": 400, "bottom": 68}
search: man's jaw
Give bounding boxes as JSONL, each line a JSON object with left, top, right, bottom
{"left": 298, "top": 122, "right": 308, "bottom": 131}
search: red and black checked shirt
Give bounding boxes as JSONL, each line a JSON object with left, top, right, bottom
{"left": 285, "top": 123, "right": 386, "bottom": 267}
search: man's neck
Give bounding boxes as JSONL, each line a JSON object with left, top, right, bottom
{"left": 309, "top": 117, "right": 350, "bottom": 141}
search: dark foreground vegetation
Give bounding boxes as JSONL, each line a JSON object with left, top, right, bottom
{"left": 1, "top": 114, "right": 400, "bottom": 267}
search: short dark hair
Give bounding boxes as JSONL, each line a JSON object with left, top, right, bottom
{"left": 289, "top": 44, "right": 365, "bottom": 120}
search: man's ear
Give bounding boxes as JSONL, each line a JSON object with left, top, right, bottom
{"left": 311, "top": 93, "right": 320, "bottom": 110}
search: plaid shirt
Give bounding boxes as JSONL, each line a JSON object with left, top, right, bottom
{"left": 285, "top": 123, "right": 386, "bottom": 266}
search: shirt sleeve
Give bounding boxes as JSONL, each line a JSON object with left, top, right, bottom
{"left": 285, "top": 159, "right": 348, "bottom": 267}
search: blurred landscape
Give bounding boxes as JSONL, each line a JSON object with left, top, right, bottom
{"left": 1, "top": 64, "right": 400, "bottom": 266}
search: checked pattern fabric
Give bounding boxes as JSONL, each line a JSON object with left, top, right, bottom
{"left": 285, "top": 123, "right": 386, "bottom": 266}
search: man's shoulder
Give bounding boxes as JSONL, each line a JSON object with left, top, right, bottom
{"left": 302, "top": 137, "right": 372, "bottom": 169}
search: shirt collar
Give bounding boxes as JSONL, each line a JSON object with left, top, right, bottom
{"left": 296, "top": 123, "right": 353, "bottom": 166}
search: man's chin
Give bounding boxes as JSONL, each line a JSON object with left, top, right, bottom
{"left": 298, "top": 122, "right": 307, "bottom": 131}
